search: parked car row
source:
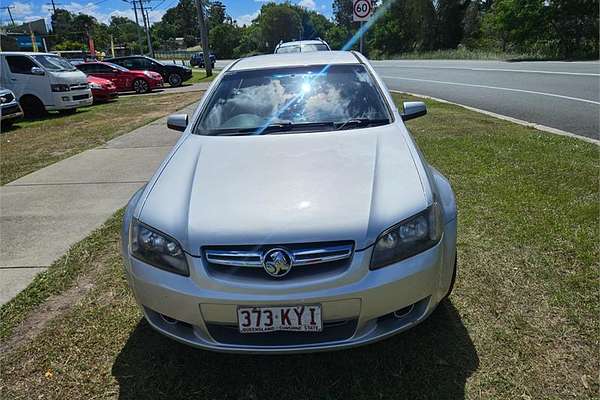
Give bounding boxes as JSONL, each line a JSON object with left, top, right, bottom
{"left": 76, "top": 61, "right": 164, "bottom": 94}
{"left": 0, "top": 52, "right": 194, "bottom": 128}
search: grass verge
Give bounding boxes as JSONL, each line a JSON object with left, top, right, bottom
{"left": 0, "top": 94, "right": 598, "bottom": 399}
{"left": 384, "top": 48, "right": 555, "bottom": 61}
{"left": 0, "top": 211, "right": 124, "bottom": 341}
{"left": 188, "top": 69, "right": 220, "bottom": 83}
{"left": 0, "top": 91, "right": 202, "bottom": 185}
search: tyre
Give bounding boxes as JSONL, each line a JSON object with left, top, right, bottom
{"left": 1, "top": 120, "right": 14, "bottom": 131}
{"left": 58, "top": 108, "right": 77, "bottom": 115}
{"left": 168, "top": 73, "right": 182, "bottom": 87}
{"left": 443, "top": 254, "right": 457, "bottom": 299}
{"left": 20, "top": 96, "right": 46, "bottom": 118}
{"left": 133, "top": 78, "right": 150, "bottom": 94}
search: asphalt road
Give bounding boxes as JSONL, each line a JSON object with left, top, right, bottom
{"left": 371, "top": 60, "right": 599, "bottom": 140}
{"left": 215, "top": 58, "right": 599, "bottom": 140}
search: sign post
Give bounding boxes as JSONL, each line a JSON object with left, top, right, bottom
{"left": 352, "top": 0, "right": 372, "bottom": 54}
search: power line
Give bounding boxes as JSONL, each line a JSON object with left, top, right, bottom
{"left": 138, "top": 0, "right": 154, "bottom": 56}
{"left": 0, "top": 6, "right": 16, "bottom": 26}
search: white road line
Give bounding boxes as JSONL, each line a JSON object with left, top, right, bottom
{"left": 390, "top": 90, "right": 599, "bottom": 145}
{"left": 374, "top": 64, "right": 599, "bottom": 76}
{"left": 381, "top": 76, "right": 600, "bottom": 105}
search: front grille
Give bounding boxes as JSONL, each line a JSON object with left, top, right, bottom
{"left": 203, "top": 241, "right": 354, "bottom": 281}
{"left": 206, "top": 319, "right": 357, "bottom": 346}
{"left": 70, "top": 83, "right": 89, "bottom": 91}
{"left": 73, "top": 93, "right": 90, "bottom": 100}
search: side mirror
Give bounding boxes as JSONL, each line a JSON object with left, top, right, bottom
{"left": 30, "top": 66, "right": 45, "bottom": 76}
{"left": 400, "top": 101, "right": 426, "bottom": 121}
{"left": 167, "top": 114, "right": 188, "bottom": 132}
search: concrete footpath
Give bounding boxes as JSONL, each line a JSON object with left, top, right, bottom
{"left": 0, "top": 102, "right": 198, "bottom": 305}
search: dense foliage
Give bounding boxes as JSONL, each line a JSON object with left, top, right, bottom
{"left": 44, "top": 0, "right": 598, "bottom": 60}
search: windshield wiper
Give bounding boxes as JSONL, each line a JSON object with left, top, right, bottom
{"left": 206, "top": 121, "right": 339, "bottom": 136}
{"left": 334, "top": 118, "right": 390, "bottom": 131}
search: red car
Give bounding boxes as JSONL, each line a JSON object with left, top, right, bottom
{"left": 76, "top": 61, "right": 164, "bottom": 94}
{"left": 87, "top": 75, "right": 118, "bottom": 102}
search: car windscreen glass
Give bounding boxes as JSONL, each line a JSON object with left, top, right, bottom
{"left": 32, "top": 55, "right": 76, "bottom": 71}
{"left": 276, "top": 45, "right": 301, "bottom": 54}
{"left": 301, "top": 44, "right": 329, "bottom": 52}
{"left": 195, "top": 64, "right": 391, "bottom": 136}
{"left": 104, "top": 62, "right": 129, "bottom": 72}
{"left": 146, "top": 57, "right": 164, "bottom": 66}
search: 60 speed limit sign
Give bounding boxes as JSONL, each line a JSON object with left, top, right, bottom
{"left": 353, "top": 0, "right": 372, "bottom": 22}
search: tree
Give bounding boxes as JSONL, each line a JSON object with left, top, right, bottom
{"left": 255, "top": 3, "right": 302, "bottom": 52}
{"left": 369, "top": 0, "right": 436, "bottom": 55}
{"left": 546, "top": 0, "right": 599, "bottom": 58}
{"left": 155, "top": 0, "right": 199, "bottom": 47}
{"left": 462, "top": 0, "right": 482, "bottom": 48}
{"left": 435, "top": 0, "right": 469, "bottom": 49}
{"left": 209, "top": 22, "right": 241, "bottom": 58}
{"left": 208, "top": 1, "right": 227, "bottom": 27}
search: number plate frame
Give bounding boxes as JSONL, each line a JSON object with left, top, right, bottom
{"left": 237, "top": 304, "right": 323, "bottom": 333}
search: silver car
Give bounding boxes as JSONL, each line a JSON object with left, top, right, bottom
{"left": 121, "top": 51, "right": 457, "bottom": 353}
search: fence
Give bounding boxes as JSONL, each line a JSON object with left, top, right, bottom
{"left": 154, "top": 50, "right": 197, "bottom": 61}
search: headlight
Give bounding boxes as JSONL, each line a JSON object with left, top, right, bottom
{"left": 51, "top": 84, "right": 70, "bottom": 92}
{"left": 370, "top": 202, "right": 443, "bottom": 270}
{"left": 89, "top": 82, "right": 102, "bottom": 89}
{"left": 129, "top": 219, "right": 189, "bottom": 276}
{"left": 144, "top": 71, "right": 155, "bottom": 78}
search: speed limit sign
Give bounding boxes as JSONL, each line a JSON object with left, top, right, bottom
{"left": 353, "top": 0, "right": 372, "bottom": 22}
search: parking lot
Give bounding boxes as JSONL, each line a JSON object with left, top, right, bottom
{"left": 1, "top": 89, "right": 597, "bottom": 399}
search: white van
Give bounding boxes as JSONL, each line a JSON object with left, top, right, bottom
{"left": 0, "top": 52, "right": 92, "bottom": 116}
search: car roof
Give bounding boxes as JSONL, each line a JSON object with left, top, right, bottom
{"left": 0, "top": 52, "right": 57, "bottom": 56}
{"left": 230, "top": 51, "right": 358, "bottom": 71}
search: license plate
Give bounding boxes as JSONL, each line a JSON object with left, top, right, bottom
{"left": 237, "top": 305, "right": 322, "bottom": 333}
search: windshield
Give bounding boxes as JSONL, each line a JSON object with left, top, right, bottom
{"left": 276, "top": 44, "right": 329, "bottom": 53}
{"left": 104, "top": 62, "right": 129, "bottom": 72}
{"left": 195, "top": 64, "right": 391, "bottom": 136}
{"left": 276, "top": 45, "right": 301, "bottom": 54}
{"left": 302, "top": 44, "right": 329, "bottom": 52}
{"left": 32, "top": 55, "right": 76, "bottom": 72}
{"left": 146, "top": 57, "right": 164, "bottom": 66}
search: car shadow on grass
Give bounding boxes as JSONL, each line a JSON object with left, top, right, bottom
{"left": 112, "top": 300, "right": 478, "bottom": 400}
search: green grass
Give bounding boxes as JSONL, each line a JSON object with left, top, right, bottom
{"left": 0, "top": 94, "right": 598, "bottom": 399}
{"left": 187, "top": 69, "right": 220, "bottom": 84}
{"left": 384, "top": 48, "right": 550, "bottom": 61}
{"left": 0, "top": 91, "right": 202, "bottom": 185}
{"left": 0, "top": 211, "right": 124, "bottom": 341}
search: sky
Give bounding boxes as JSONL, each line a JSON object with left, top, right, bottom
{"left": 0, "top": 0, "right": 334, "bottom": 28}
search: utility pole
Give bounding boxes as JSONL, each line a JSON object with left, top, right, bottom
{"left": 138, "top": 0, "right": 153, "bottom": 57}
{"left": 359, "top": 20, "right": 364, "bottom": 54}
{"left": 45, "top": 1, "right": 61, "bottom": 32}
{"left": 123, "top": 0, "right": 144, "bottom": 55}
{"left": 141, "top": 4, "right": 154, "bottom": 57}
{"left": 0, "top": 6, "right": 16, "bottom": 26}
{"left": 195, "top": 0, "right": 212, "bottom": 76}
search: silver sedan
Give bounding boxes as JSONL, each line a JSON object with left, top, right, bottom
{"left": 121, "top": 51, "right": 457, "bottom": 353}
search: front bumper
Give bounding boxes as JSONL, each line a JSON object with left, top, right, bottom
{"left": 122, "top": 221, "right": 456, "bottom": 354}
{"left": 46, "top": 89, "right": 93, "bottom": 110}
{"left": 149, "top": 79, "right": 164, "bottom": 89}
{"left": 91, "top": 88, "right": 118, "bottom": 101}
{"left": 1, "top": 102, "right": 23, "bottom": 121}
